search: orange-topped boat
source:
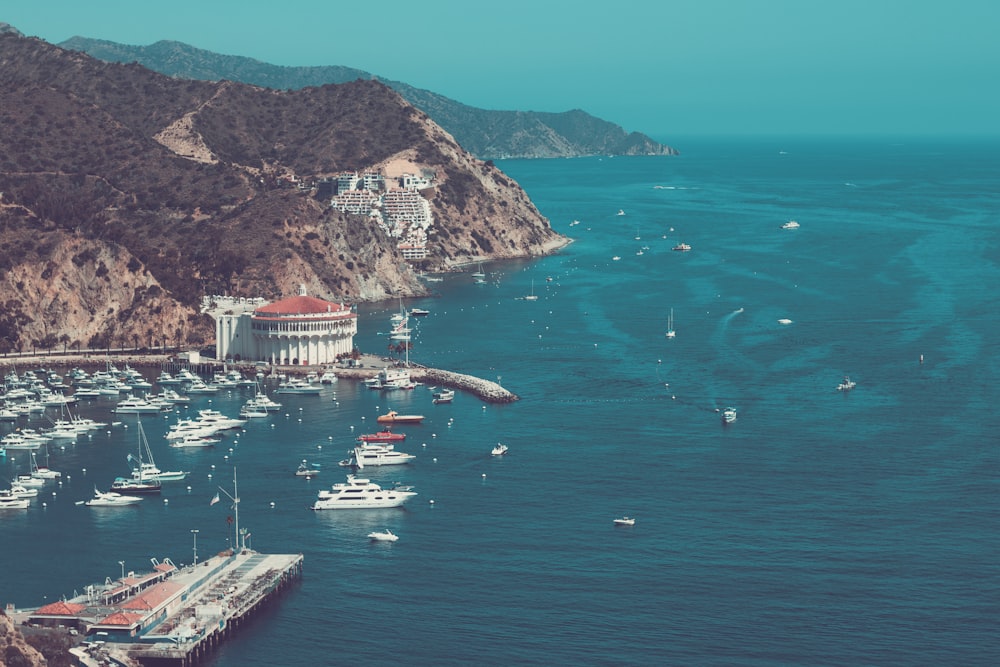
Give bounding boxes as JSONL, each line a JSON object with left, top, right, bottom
{"left": 376, "top": 410, "right": 424, "bottom": 424}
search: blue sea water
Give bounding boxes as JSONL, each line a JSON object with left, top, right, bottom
{"left": 2, "top": 137, "right": 1000, "bottom": 665}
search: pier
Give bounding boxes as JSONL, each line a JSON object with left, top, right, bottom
{"left": 18, "top": 550, "right": 303, "bottom": 667}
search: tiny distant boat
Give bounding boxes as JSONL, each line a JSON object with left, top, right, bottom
{"left": 616, "top": 209, "right": 626, "bottom": 216}
{"left": 368, "top": 529, "right": 399, "bottom": 542}
{"left": 672, "top": 243, "right": 692, "bottom": 252}
{"left": 409, "top": 308, "right": 430, "bottom": 317}
{"left": 721, "top": 407, "right": 737, "bottom": 424}
{"left": 613, "top": 516, "right": 635, "bottom": 526}
{"left": 295, "top": 460, "right": 321, "bottom": 477}
{"left": 778, "top": 318, "right": 793, "bottom": 325}
{"left": 377, "top": 410, "right": 424, "bottom": 424}
{"left": 837, "top": 376, "right": 857, "bottom": 392}
{"left": 665, "top": 307, "right": 676, "bottom": 339}
{"left": 491, "top": 443, "right": 508, "bottom": 457}
{"left": 612, "top": 256, "right": 621, "bottom": 261}
{"left": 781, "top": 220, "right": 800, "bottom": 229}
{"left": 432, "top": 389, "right": 455, "bottom": 404}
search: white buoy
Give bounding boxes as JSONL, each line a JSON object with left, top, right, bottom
{"left": 429, "top": 499, "right": 435, "bottom": 505}
{"left": 186, "top": 486, "right": 192, "bottom": 492}
{"left": 163, "top": 498, "right": 169, "bottom": 504}
{"left": 422, "top": 443, "right": 427, "bottom": 448}
{"left": 482, "top": 473, "right": 486, "bottom": 479}
{"left": 270, "top": 501, "right": 275, "bottom": 508}
{"left": 432, "top": 457, "right": 437, "bottom": 463}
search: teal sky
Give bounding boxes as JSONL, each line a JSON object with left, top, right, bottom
{"left": 5, "top": 1, "right": 999, "bottom": 140}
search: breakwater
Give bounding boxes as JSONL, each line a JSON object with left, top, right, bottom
{"left": 334, "top": 366, "right": 519, "bottom": 404}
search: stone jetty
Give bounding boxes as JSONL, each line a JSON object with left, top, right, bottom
{"left": 335, "top": 365, "right": 518, "bottom": 404}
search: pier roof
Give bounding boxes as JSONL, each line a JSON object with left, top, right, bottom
{"left": 34, "top": 601, "right": 87, "bottom": 616}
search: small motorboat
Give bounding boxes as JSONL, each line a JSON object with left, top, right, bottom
{"left": 491, "top": 443, "right": 508, "bottom": 456}
{"left": 672, "top": 243, "right": 692, "bottom": 252}
{"left": 367, "top": 529, "right": 399, "bottom": 542}
{"left": 432, "top": 389, "right": 455, "bottom": 404}
{"left": 837, "top": 376, "right": 857, "bottom": 392}
{"left": 721, "top": 407, "right": 737, "bottom": 424}
{"left": 613, "top": 516, "right": 636, "bottom": 526}
{"left": 295, "top": 460, "right": 321, "bottom": 477}
{"left": 409, "top": 308, "right": 430, "bottom": 317}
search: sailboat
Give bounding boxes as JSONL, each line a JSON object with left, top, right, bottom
{"left": 665, "top": 308, "right": 676, "bottom": 339}
{"left": 524, "top": 279, "right": 539, "bottom": 301}
{"left": 472, "top": 263, "right": 486, "bottom": 284}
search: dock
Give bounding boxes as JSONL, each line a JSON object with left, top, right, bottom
{"left": 17, "top": 550, "right": 303, "bottom": 667}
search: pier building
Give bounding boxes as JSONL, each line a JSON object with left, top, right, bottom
{"left": 16, "top": 551, "right": 303, "bottom": 667}
{"left": 205, "top": 285, "right": 357, "bottom": 366}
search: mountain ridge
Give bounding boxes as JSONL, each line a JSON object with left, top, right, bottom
{"left": 57, "top": 36, "right": 678, "bottom": 160}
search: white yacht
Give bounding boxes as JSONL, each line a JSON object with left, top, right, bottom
{"left": 113, "top": 396, "right": 164, "bottom": 414}
{"left": 84, "top": 488, "right": 143, "bottom": 507}
{"left": 341, "top": 443, "right": 415, "bottom": 469}
{"left": 721, "top": 407, "right": 737, "bottom": 424}
{"left": 491, "top": 442, "right": 509, "bottom": 457}
{"left": 781, "top": 220, "right": 801, "bottom": 229}
{"left": 185, "top": 379, "right": 219, "bottom": 394}
{"left": 275, "top": 379, "right": 321, "bottom": 395}
{"left": 311, "top": 475, "right": 417, "bottom": 510}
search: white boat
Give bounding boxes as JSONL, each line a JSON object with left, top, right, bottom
{"left": 185, "top": 379, "right": 218, "bottom": 394}
{"left": 113, "top": 396, "right": 164, "bottom": 414}
{"left": 30, "top": 451, "right": 61, "bottom": 480}
{"left": 665, "top": 308, "right": 676, "bottom": 339}
{"left": 84, "top": 488, "right": 143, "bottom": 507}
{"left": 409, "top": 308, "right": 429, "bottom": 317}
{"left": 169, "top": 435, "right": 219, "bottom": 449}
{"left": 491, "top": 442, "right": 508, "bottom": 456}
{"left": 128, "top": 420, "right": 188, "bottom": 481}
{"left": 311, "top": 475, "right": 417, "bottom": 510}
{"left": 523, "top": 279, "right": 538, "bottom": 301}
{"left": 239, "top": 403, "right": 269, "bottom": 419}
{"left": 8, "top": 481, "right": 39, "bottom": 498}
{"left": 672, "top": 243, "right": 692, "bottom": 252}
{"left": 432, "top": 388, "right": 455, "bottom": 404}
{"left": 319, "top": 370, "right": 338, "bottom": 384}
{"left": 295, "top": 460, "right": 321, "bottom": 477}
{"left": 367, "top": 530, "right": 399, "bottom": 542}
{"left": 0, "top": 489, "right": 30, "bottom": 509}
{"left": 471, "top": 263, "right": 486, "bottom": 283}
{"left": 617, "top": 209, "right": 626, "bottom": 216}
{"left": 721, "top": 407, "right": 737, "bottom": 424}
{"left": 368, "top": 367, "right": 413, "bottom": 391}
{"left": 837, "top": 376, "right": 857, "bottom": 392}
{"left": 275, "top": 379, "right": 321, "bottom": 395}
{"left": 341, "top": 443, "right": 415, "bottom": 469}
{"left": 778, "top": 318, "right": 794, "bottom": 325}
{"left": 781, "top": 220, "right": 801, "bottom": 229}
{"left": 613, "top": 516, "right": 636, "bottom": 526}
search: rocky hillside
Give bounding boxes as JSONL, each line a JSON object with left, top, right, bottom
{"left": 0, "top": 611, "right": 47, "bottom": 667}
{"left": 57, "top": 37, "right": 678, "bottom": 159}
{"left": 0, "top": 32, "right": 567, "bottom": 353}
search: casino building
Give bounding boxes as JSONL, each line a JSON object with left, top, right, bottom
{"left": 206, "top": 286, "right": 357, "bottom": 365}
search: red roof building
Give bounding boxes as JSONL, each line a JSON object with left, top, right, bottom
{"left": 208, "top": 285, "right": 357, "bottom": 365}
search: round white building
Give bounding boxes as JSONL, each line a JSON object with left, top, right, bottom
{"left": 208, "top": 286, "right": 357, "bottom": 365}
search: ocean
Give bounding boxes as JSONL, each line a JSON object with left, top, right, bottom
{"left": 2, "top": 137, "right": 999, "bottom": 665}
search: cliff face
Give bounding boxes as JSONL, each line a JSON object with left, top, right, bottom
{"left": 56, "top": 37, "right": 678, "bottom": 159}
{"left": 0, "top": 612, "right": 47, "bottom": 667}
{"left": 0, "top": 34, "right": 568, "bottom": 353}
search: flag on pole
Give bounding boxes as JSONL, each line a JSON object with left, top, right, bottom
{"left": 210, "top": 493, "right": 220, "bottom": 506}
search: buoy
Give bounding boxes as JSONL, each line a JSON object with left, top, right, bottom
{"left": 482, "top": 473, "right": 487, "bottom": 478}
{"left": 186, "top": 486, "right": 192, "bottom": 492}
{"left": 270, "top": 502, "right": 275, "bottom": 508}
{"left": 163, "top": 498, "right": 169, "bottom": 504}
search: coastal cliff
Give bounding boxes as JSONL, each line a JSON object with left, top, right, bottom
{"left": 0, "top": 32, "right": 568, "bottom": 353}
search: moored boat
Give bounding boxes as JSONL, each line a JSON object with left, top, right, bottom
{"left": 368, "top": 529, "right": 399, "bottom": 542}
{"left": 432, "top": 388, "right": 455, "bottom": 404}
{"left": 721, "top": 407, "right": 737, "bottom": 424}
{"left": 311, "top": 475, "right": 417, "bottom": 510}
{"left": 376, "top": 410, "right": 424, "bottom": 424}
{"left": 357, "top": 428, "right": 406, "bottom": 444}
{"left": 84, "top": 488, "right": 143, "bottom": 507}
{"left": 613, "top": 516, "right": 636, "bottom": 526}
{"left": 491, "top": 442, "right": 508, "bottom": 456}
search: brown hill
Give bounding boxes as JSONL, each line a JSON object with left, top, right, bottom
{"left": 0, "top": 34, "right": 567, "bottom": 353}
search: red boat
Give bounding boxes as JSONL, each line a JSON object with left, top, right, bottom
{"left": 357, "top": 428, "right": 407, "bottom": 443}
